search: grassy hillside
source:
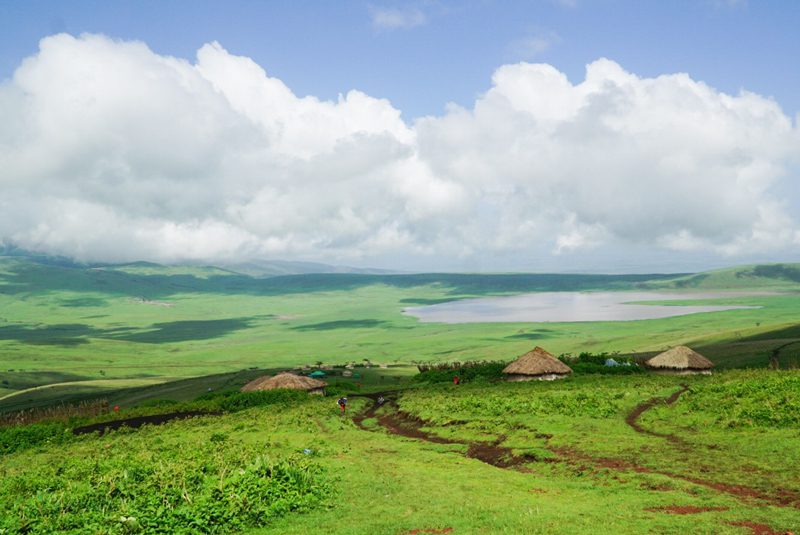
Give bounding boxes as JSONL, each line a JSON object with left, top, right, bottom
{"left": 2, "top": 257, "right": 800, "bottom": 412}
{"left": 2, "top": 369, "right": 798, "bottom": 534}
{"left": 645, "top": 263, "right": 800, "bottom": 290}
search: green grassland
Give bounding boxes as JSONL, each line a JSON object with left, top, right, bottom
{"left": 3, "top": 258, "right": 800, "bottom": 532}
{"left": 2, "top": 369, "right": 799, "bottom": 534}
{"left": 2, "top": 258, "right": 800, "bottom": 411}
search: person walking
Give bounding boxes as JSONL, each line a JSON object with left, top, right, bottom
{"left": 337, "top": 396, "right": 348, "bottom": 414}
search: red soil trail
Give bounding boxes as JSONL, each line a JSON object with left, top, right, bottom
{"left": 354, "top": 391, "right": 800, "bottom": 512}
{"left": 625, "top": 385, "right": 690, "bottom": 445}
{"left": 727, "top": 520, "right": 794, "bottom": 535}
{"left": 548, "top": 444, "right": 800, "bottom": 509}
{"left": 353, "top": 393, "right": 536, "bottom": 469}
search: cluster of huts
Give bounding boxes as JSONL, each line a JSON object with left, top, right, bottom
{"left": 240, "top": 344, "right": 714, "bottom": 395}
{"left": 502, "top": 345, "right": 714, "bottom": 381}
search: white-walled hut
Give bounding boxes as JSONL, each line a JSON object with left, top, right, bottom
{"left": 503, "top": 346, "right": 573, "bottom": 381}
{"left": 644, "top": 346, "right": 714, "bottom": 375}
{"left": 241, "top": 372, "right": 327, "bottom": 395}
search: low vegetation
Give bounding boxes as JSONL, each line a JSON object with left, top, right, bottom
{"left": 3, "top": 258, "right": 800, "bottom": 532}
{"left": 648, "top": 370, "right": 800, "bottom": 428}
{"left": 4, "top": 369, "right": 799, "bottom": 534}
{"left": 559, "top": 352, "right": 644, "bottom": 374}
{"left": 0, "top": 389, "right": 310, "bottom": 456}
{"left": 0, "top": 429, "right": 329, "bottom": 533}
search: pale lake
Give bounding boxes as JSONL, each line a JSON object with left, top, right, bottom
{"left": 403, "top": 291, "right": 766, "bottom": 323}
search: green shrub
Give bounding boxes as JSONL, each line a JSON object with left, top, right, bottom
{"left": 680, "top": 371, "right": 800, "bottom": 428}
{"left": 567, "top": 362, "right": 643, "bottom": 375}
{"left": 559, "top": 352, "right": 643, "bottom": 375}
{"left": 0, "top": 422, "right": 73, "bottom": 455}
{"left": 0, "top": 443, "right": 330, "bottom": 533}
{"left": 413, "top": 362, "right": 507, "bottom": 384}
{"left": 208, "top": 389, "right": 310, "bottom": 412}
{"left": 324, "top": 383, "right": 355, "bottom": 396}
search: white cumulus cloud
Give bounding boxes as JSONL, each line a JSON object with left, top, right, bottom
{"left": 0, "top": 33, "right": 798, "bottom": 269}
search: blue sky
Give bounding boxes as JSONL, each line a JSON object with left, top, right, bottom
{"left": 0, "top": 1, "right": 798, "bottom": 272}
{"left": 2, "top": 1, "right": 798, "bottom": 120}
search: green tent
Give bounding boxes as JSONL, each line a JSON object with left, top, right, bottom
{"left": 308, "top": 370, "right": 326, "bottom": 378}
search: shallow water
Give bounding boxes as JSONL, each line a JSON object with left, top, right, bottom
{"left": 403, "top": 291, "right": 764, "bottom": 323}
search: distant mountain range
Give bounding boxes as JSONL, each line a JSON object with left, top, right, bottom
{"left": 2, "top": 246, "right": 800, "bottom": 288}
{"left": 0, "top": 246, "right": 397, "bottom": 277}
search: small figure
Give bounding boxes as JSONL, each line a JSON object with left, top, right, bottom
{"left": 453, "top": 375, "right": 460, "bottom": 385}
{"left": 377, "top": 395, "right": 385, "bottom": 405}
{"left": 113, "top": 405, "right": 120, "bottom": 413}
{"left": 337, "top": 396, "right": 348, "bottom": 414}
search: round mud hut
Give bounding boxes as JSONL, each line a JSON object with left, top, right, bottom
{"left": 644, "top": 346, "right": 714, "bottom": 375}
{"left": 503, "top": 346, "right": 573, "bottom": 381}
{"left": 241, "top": 372, "right": 327, "bottom": 395}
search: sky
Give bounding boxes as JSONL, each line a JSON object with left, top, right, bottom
{"left": 0, "top": 0, "right": 799, "bottom": 273}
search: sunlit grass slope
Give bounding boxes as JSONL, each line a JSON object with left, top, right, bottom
{"left": 1, "top": 257, "right": 799, "bottom": 411}
{"left": 2, "top": 370, "right": 798, "bottom": 534}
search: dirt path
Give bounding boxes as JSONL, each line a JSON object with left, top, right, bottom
{"left": 355, "top": 390, "right": 800, "bottom": 513}
{"left": 548, "top": 443, "right": 800, "bottom": 509}
{"left": 72, "top": 410, "right": 219, "bottom": 436}
{"left": 625, "top": 385, "right": 690, "bottom": 446}
{"left": 353, "top": 393, "right": 536, "bottom": 469}
{"left": 621, "top": 385, "right": 800, "bottom": 509}
{"left": 770, "top": 340, "right": 800, "bottom": 369}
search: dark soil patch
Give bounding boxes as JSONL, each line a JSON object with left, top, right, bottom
{"left": 625, "top": 385, "right": 689, "bottom": 445}
{"left": 356, "top": 391, "right": 800, "bottom": 511}
{"left": 549, "top": 444, "right": 800, "bottom": 509}
{"left": 727, "top": 520, "right": 791, "bottom": 535}
{"left": 72, "top": 410, "right": 219, "bottom": 436}
{"left": 354, "top": 393, "right": 534, "bottom": 470}
{"left": 644, "top": 505, "right": 729, "bottom": 514}
{"left": 640, "top": 483, "right": 674, "bottom": 492}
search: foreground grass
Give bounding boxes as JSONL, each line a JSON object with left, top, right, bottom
{"left": 2, "top": 370, "right": 799, "bottom": 533}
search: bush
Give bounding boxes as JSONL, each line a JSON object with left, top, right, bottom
{"left": 680, "top": 372, "right": 800, "bottom": 428}
{"left": 202, "top": 389, "right": 310, "bottom": 413}
{"left": 0, "top": 422, "right": 73, "bottom": 455}
{"left": 559, "top": 352, "right": 643, "bottom": 375}
{"left": 0, "top": 443, "right": 330, "bottom": 533}
{"left": 414, "top": 361, "right": 507, "bottom": 384}
{"left": 324, "top": 383, "right": 355, "bottom": 397}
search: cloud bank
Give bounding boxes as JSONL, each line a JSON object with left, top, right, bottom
{"left": 1, "top": 34, "right": 798, "bottom": 268}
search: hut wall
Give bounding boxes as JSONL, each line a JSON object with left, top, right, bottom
{"left": 505, "top": 373, "right": 567, "bottom": 382}
{"left": 649, "top": 369, "right": 712, "bottom": 376}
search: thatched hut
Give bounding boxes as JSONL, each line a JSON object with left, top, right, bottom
{"left": 503, "top": 346, "right": 572, "bottom": 381}
{"left": 645, "top": 346, "right": 714, "bottom": 375}
{"left": 241, "top": 373, "right": 327, "bottom": 395}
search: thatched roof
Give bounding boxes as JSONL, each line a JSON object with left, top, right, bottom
{"left": 241, "top": 373, "right": 327, "bottom": 392}
{"left": 503, "top": 346, "right": 572, "bottom": 376}
{"left": 645, "top": 346, "right": 714, "bottom": 370}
